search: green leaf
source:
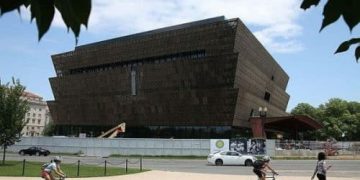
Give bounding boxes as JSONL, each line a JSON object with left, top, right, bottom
{"left": 320, "top": 0, "right": 343, "bottom": 31}
{"left": 342, "top": 0, "right": 360, "bottom": 31}
{"left": 30, "top": 0, "right": 55, "bottom": 41}
{"left": 355, "top": 46, "right": 360, "bottom": 62}
{"left": 54, "top": 0, "right": 91, "bottom": 43}
{"left": 70, "top": 0, "right": 91, "bottom": 28}
{"left": 335, "top": 41, "right": 351, "bottom": 53}
{"left": 335, "top": 38, "right": 360, "bottom": 53}
{"left": 300, "top": 0, "right": 321, "bottom": 10}
{"left": 348, "top": 38, "right": 360, "bottom": 45}
{"left": 0, "top": 0, "right": 28, "bottom": 15}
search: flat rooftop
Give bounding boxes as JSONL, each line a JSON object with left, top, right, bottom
{"left": 75, "top": 16, "right": 226, "bottom": 50}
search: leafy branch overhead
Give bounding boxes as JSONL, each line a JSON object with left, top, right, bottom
{"left": 301, "top": 0, "right": 360, "bottom": 62}
{"left": 0, "top": 0, "right": 91, "bottom": 43}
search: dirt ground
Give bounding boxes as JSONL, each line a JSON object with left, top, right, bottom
{"left": 0, "top": 170, "right": 359, "bottom": 180}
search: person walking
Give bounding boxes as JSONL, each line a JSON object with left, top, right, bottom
{"left": 311, "top": 152, "right": 332, "bottom": 180}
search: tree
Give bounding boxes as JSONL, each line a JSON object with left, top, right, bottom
{"left": 0, "top": 78, "right": 29, "bottom": 164}
{"left": 319, "top": 98, "right": 360, "bottom": 140}
{"left": 290, "top": 103, "right": 319, "bottom": 119}
{"left": 301, "top": 0, "right": 360, "bottom": 62}
{"left": 291, "top": 98, "right": 360, "bottom": 140}
{"left": 43, "top": 121, "right": 55, "bottom": 136}
{"left": 0, "top": 0, "right": 91, "bottom": 43}
{"left": 347, "top": 101, "right": 360, "bottom": 114}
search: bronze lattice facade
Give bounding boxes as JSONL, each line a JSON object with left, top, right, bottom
{"left": 48, "top": 17, "right": 289, "bottom": 138}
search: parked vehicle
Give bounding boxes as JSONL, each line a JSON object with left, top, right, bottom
{"left": 19, "top": 146, "right": 50, "bottom": 156}
{"left": 207, "top": 151, "right": 256, "bottom": 166}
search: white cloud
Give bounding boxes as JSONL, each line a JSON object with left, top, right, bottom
{"left": 254, "top": 24, "right": 304, "bottom": 53}
{"left": 51, "top": 0, "right": 304, "bottom": 53}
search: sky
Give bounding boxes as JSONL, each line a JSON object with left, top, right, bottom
{"left": 0, "top": 0, "right": 359, "bottom": 112}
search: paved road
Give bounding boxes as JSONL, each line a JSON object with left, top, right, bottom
{"left": 5, "top": 154, "right": 360, "bottom": 178}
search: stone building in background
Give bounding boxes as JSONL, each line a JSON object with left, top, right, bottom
{"left": 21, "top": 92, "right": 51, "bottom": 136}
{"left": 48, "top": 16, "right": 292, "bottom": 138}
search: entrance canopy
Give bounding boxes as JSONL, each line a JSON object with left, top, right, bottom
{"left": 264, "top": 115, "right": 323, "bottom": 132}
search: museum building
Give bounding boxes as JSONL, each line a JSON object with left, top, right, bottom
{"left": 48, "top": 16, "right": 321, "bottom": 138}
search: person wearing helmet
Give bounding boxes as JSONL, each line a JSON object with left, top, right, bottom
{"left": 41, "top": 156, "right": 66, "bottom": 180}
{"left": 253, "top": 155, "right": 278, "bottom": 180}
{"left": 262, "top": 156, "right": 278, "bottom": 179}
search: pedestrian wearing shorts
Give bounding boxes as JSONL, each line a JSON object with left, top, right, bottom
{"left": 311, "top": 152, "right": 332, "bottom": 180}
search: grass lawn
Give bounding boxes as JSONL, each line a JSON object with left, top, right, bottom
{"left": 0, "top": 161, "right": 145, "bottom": 177}
{"left": 110, "top": 154, "right": 208, "bottom": 160}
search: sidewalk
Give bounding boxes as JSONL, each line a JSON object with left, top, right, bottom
{"left": 0, "top": 170, "right": 359, "bottom": 180}
{"left": 328, "top": 155, "right": 360, "bottom": 160}
{"left": 273, "top": 155, "right": 360, "bottom": 160}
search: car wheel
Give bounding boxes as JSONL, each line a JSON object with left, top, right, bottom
{"left": 245, "top": 159, "right": 253, "bottom": 166}
{"left": 215, "top": 159, "right": 223, "bottom": 166}
{"left": 36, "top": 152, "right": 40, "bottom": 156}
{"left": 19, "top": 151, "right": 25, "bottom": 156}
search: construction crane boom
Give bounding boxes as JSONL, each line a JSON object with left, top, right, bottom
{"left": 97, "top": 123, "right": 126, "bottom": 138}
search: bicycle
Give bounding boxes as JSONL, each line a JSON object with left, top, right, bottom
{"left": 265, "top": 171, "right": 279, "bottom": 180}
{"left": 54, "top": 175, "right": 66, "bottom": 180}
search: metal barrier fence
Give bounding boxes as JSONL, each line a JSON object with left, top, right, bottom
{"left": 8, "top": 137, "right": 210, "bottom": 157}
{"left": 275, "top": 140, "right": 360, "bottom": 156}
{"left": 5, "top": 137, "right": 360, "bottom": 158}
{"left": 18, "top": 157, "right": 143, "bottom": 177}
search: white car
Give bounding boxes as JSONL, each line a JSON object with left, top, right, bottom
{"left": 207, "top": 151, "right": 256, "bottom": 166}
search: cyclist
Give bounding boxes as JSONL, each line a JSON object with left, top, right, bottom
{"left": 41, "top": 156, "right": 66, "bottom": 180}
{"left": 253, "top": 155, "right": 278, "bottom": 180}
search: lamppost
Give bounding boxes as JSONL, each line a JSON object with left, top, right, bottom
{"left": 258, "top": 106, "right": 267, "bottom": 138}
{"left": 258, "top": 107, "right": 268, "bottom": 118}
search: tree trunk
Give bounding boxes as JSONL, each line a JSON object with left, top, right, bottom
{"left": 2, "top": 144, "right": 6, "bottom": 165}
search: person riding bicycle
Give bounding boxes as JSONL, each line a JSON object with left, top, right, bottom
{"left": 41, "top": 156, "right": 66, "bottom": 180}
{"left": 253, "top": 155, "right": 278, "bottom": 180}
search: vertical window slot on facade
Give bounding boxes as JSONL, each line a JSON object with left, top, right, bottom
{"left": 264, "top": 91, "right": 271, "bottom": 102}
{"left": 131, "top": 68, "right": 137, "bottom": 96}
